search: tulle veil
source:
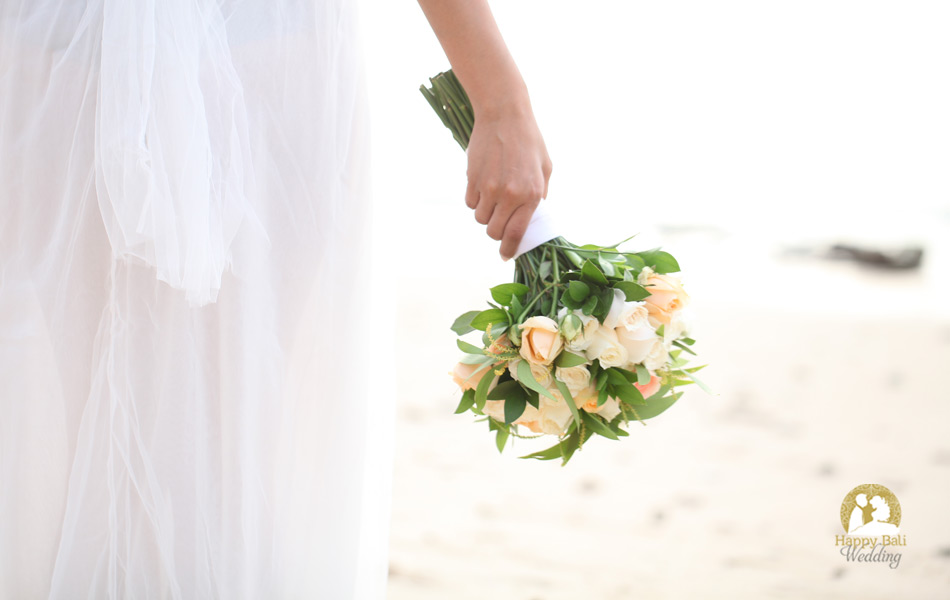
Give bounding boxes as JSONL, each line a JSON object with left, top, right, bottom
{"left": 0, "top": 0, "right": 394, "bottom": 597}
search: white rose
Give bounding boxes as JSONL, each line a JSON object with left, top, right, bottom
{"left": 557, "top": 307, "right": 600, "bottom": 352}
{"left": 602, "top": 289, "right": 651, "bottom": 333}
{"left": 661, "top": 310, "right": 691, "bottom": 348}
{"left": 594, "top": 397, "right": 622, "bottom": 422}
{"left": 617, "top": 327, "right": 659, "bottom": 366}
{"left": 555, "top": 364, "right": 592, "bottom": 394}
{"left": 642, "top": 339, "right": 670, "bottom": 371}
{"left": 530, "top": 362, "right": 553, "bottom": 386}
{"left": 583, "top": 327, "right": 628, "bottom": 368}
{"left": 537, "top": 394, "right": 575, "bottom": 436}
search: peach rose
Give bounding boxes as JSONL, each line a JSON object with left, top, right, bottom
{"left": 575, "top": 385, "right": 623, "bottom": 422}
{"left": 638, "top": 267, "right": 689, "bottom": 325}
{"left": 635, "top": 374, "right": 662, "bottom": 399}
{"left": 518, "top": 316, "right": 563, "bottom": 366}
{"left": 450, "top": 361, "right": 498, "bottom": 391}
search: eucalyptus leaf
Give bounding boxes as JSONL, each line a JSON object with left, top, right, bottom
{"left": 635, "top": 363, "right": 651, "bottom": 386}
{"left": 487, "top": 379, "right": 525, "bottom": 401}
{"left": 673, "top": 340, "right": 697, "bottom": 355}
{"left": 568, "top": 280, "right": 590, "bottom": 302}
{"left": 597, "top": 255, "right": 616, "bottom": 277}
{"left": 613, "top": 281, "right": 650, "bottom": 302}
{"left": 490, "top": 282, "right": 530, "bottom": 307}
{"left": 519, "top": 442, "right": 563, "bottom": 461}
{"left": 470, "top": 308, "right": 508, "bottom": 331}
{"left": 454, "top": 389, "right": 475, "bottom": 414}
{"left": 451, "top": 310, "right": 481, "bottom": 335}
{"left": 581, "top": 411, "right": 619, "bottom": 440}
{"left": 581, "top": 295, "right": 598, "bottom": 315}
{"left": 459, "top": 353, "right": 493, "bottom": 365}
{"left": 554, "top": 351, "right": 588, "bottom": 368}
{"left": 456, "top": 339, "right": 485, "bottom": 355}
{"left": 624, "top": 385, "right": 679, "bottom": 420}
{"left": 517, "top": 360, "right": 558, "bottom": 401}
{"left": 581, "top": 259, "right": 609, "bottom": 285}
{"left": 504, "top": 394, "right": 527, "bottom": 424}
{"left": 638, "top": 249, "right": 680, "bottom": 274}
{"left": 495, "top": 427, "right": 510, "bottom": 453}
{"left": 474, "top": 362, "right": 496, "bottom": 411}
{"left": 553, "top": 379, "right": 582, "bottom": 428}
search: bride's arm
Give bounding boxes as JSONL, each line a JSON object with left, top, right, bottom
{"left": 417, "top": 0, "right": 552, "bottom": 260}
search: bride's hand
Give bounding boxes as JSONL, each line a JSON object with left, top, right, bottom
{"left": 465, "top": 105, "right": 552, "bottom": 261}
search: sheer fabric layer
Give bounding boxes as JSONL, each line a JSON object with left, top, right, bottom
{"left": 0, "top": 1, "right": 393, "bottom": 598}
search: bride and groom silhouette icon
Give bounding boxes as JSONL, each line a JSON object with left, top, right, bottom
{"left": 847, "top": 493, "right": 900, "bottom": 536}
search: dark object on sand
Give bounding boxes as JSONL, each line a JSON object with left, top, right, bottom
{"left": 826, "top": 244, "right": 924, "bottom": 270}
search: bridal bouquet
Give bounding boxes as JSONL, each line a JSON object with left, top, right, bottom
{"left": 422, "top": 70, "right": 708, "bottom": 465}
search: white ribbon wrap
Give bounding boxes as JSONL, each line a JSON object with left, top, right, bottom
{"left": 512, "top": 200, "right": 561, "bottom": 259}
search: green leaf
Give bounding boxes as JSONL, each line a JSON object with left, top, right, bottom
{"left": 552, "top": 379, "right": 582, "bottom": 429}
{"left": 623, "top": 253, "right": 646, "bottom": 270}
{"left": 597, "top": 255, "right": 616, "bottom": 277}
{"left": 510, "top": 293, "right": 524, "bottom": 318}
{"left": 596, "top": 369, "right": 609, "bottom": 391}
{"left": 624, "top": 385, "right": 679, "bottom": 420}
{"left": 676, "top": 369, "right": 715, "bottom": 395}
{"left": 581, "top": 259, "right": 609, "bottom": 285}
{"left": 486, "top": 380, "right": 523, "bottom": 401}
{"left": 517, "top": 360, "right": 558, "bottom": 401}
{"left": 456, "top": 339, "right": 485, "bottom": 355}
{"left": 454, "top": 389, "right": 475, "bottom": 414}
{"left": 613, "top": 281, "right": 650, "bottom": 302}
{"left": 451, "top": 311, "right": 481, "bottom": 335}
{"left": 495, "top": 427, "right": 510, "bottom": 453}
{"left": 612, "top": 377, "right": 646, "bottom": 406}
{"left": 470, "top": 308, "right": 508, "bottom": 331}
{"left": 538, "top": 260, "right": 553, "bottom": 280}
{"left": 638, "top": 249, "right": 680, "bottom": 274}
{"left": 519, "top": 441, "right": 564, "bottom": 461}
{"left": 568, "top": 280, "right": 590, "bottom": 302}
{"left": 597, "top": 386, "right": 609, "bottom": 407}
{"left": 474, "top": 363, "right": 497, "bottom": 411}
{"left": 606, "top": 368, "right": 631, "bottom": 386}
{"left": 635, "top": 363, "right": 652, "bottom": 386}
{"left": 581, "top": 295, "right": 598, "bottom": 315}
{"left": 673, "top": 340, "right": 697, "bottom": 355}
{"left": 490, "top": 283, "right": 530, "bottom": 307}
{"left": 504, "top": 393, "right": 527, "bottom": 424}
{"left": 459, "top": 353, "right": 493, "bottom": 365}
{"left": 581, "top": 411, "right": 619, "bottom": 440}
{"left": 554, "top": 351, "right": 588, "bottom": 368}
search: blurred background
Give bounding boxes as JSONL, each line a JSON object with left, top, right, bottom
{"left": 358, "top": 1, "right": 950, "bottom": 597}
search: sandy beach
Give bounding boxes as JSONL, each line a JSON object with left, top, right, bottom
{"left": 384, "top": 224, "right": 950, "bottom": 599}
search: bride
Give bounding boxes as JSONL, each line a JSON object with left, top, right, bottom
{"left": 0, "top": 0, "right": 550, "bottom": 597}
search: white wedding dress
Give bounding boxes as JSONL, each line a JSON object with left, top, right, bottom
{"left": 0, "top": 1, "right": 394, "bottom": 598}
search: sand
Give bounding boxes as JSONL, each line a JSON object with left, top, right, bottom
{"left": 385, "top": 226, "right": 950, "bottom": 599}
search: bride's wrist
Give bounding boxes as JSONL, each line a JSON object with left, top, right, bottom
{"left": 470, "top": 79, "right": 533, "bottom": 122}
